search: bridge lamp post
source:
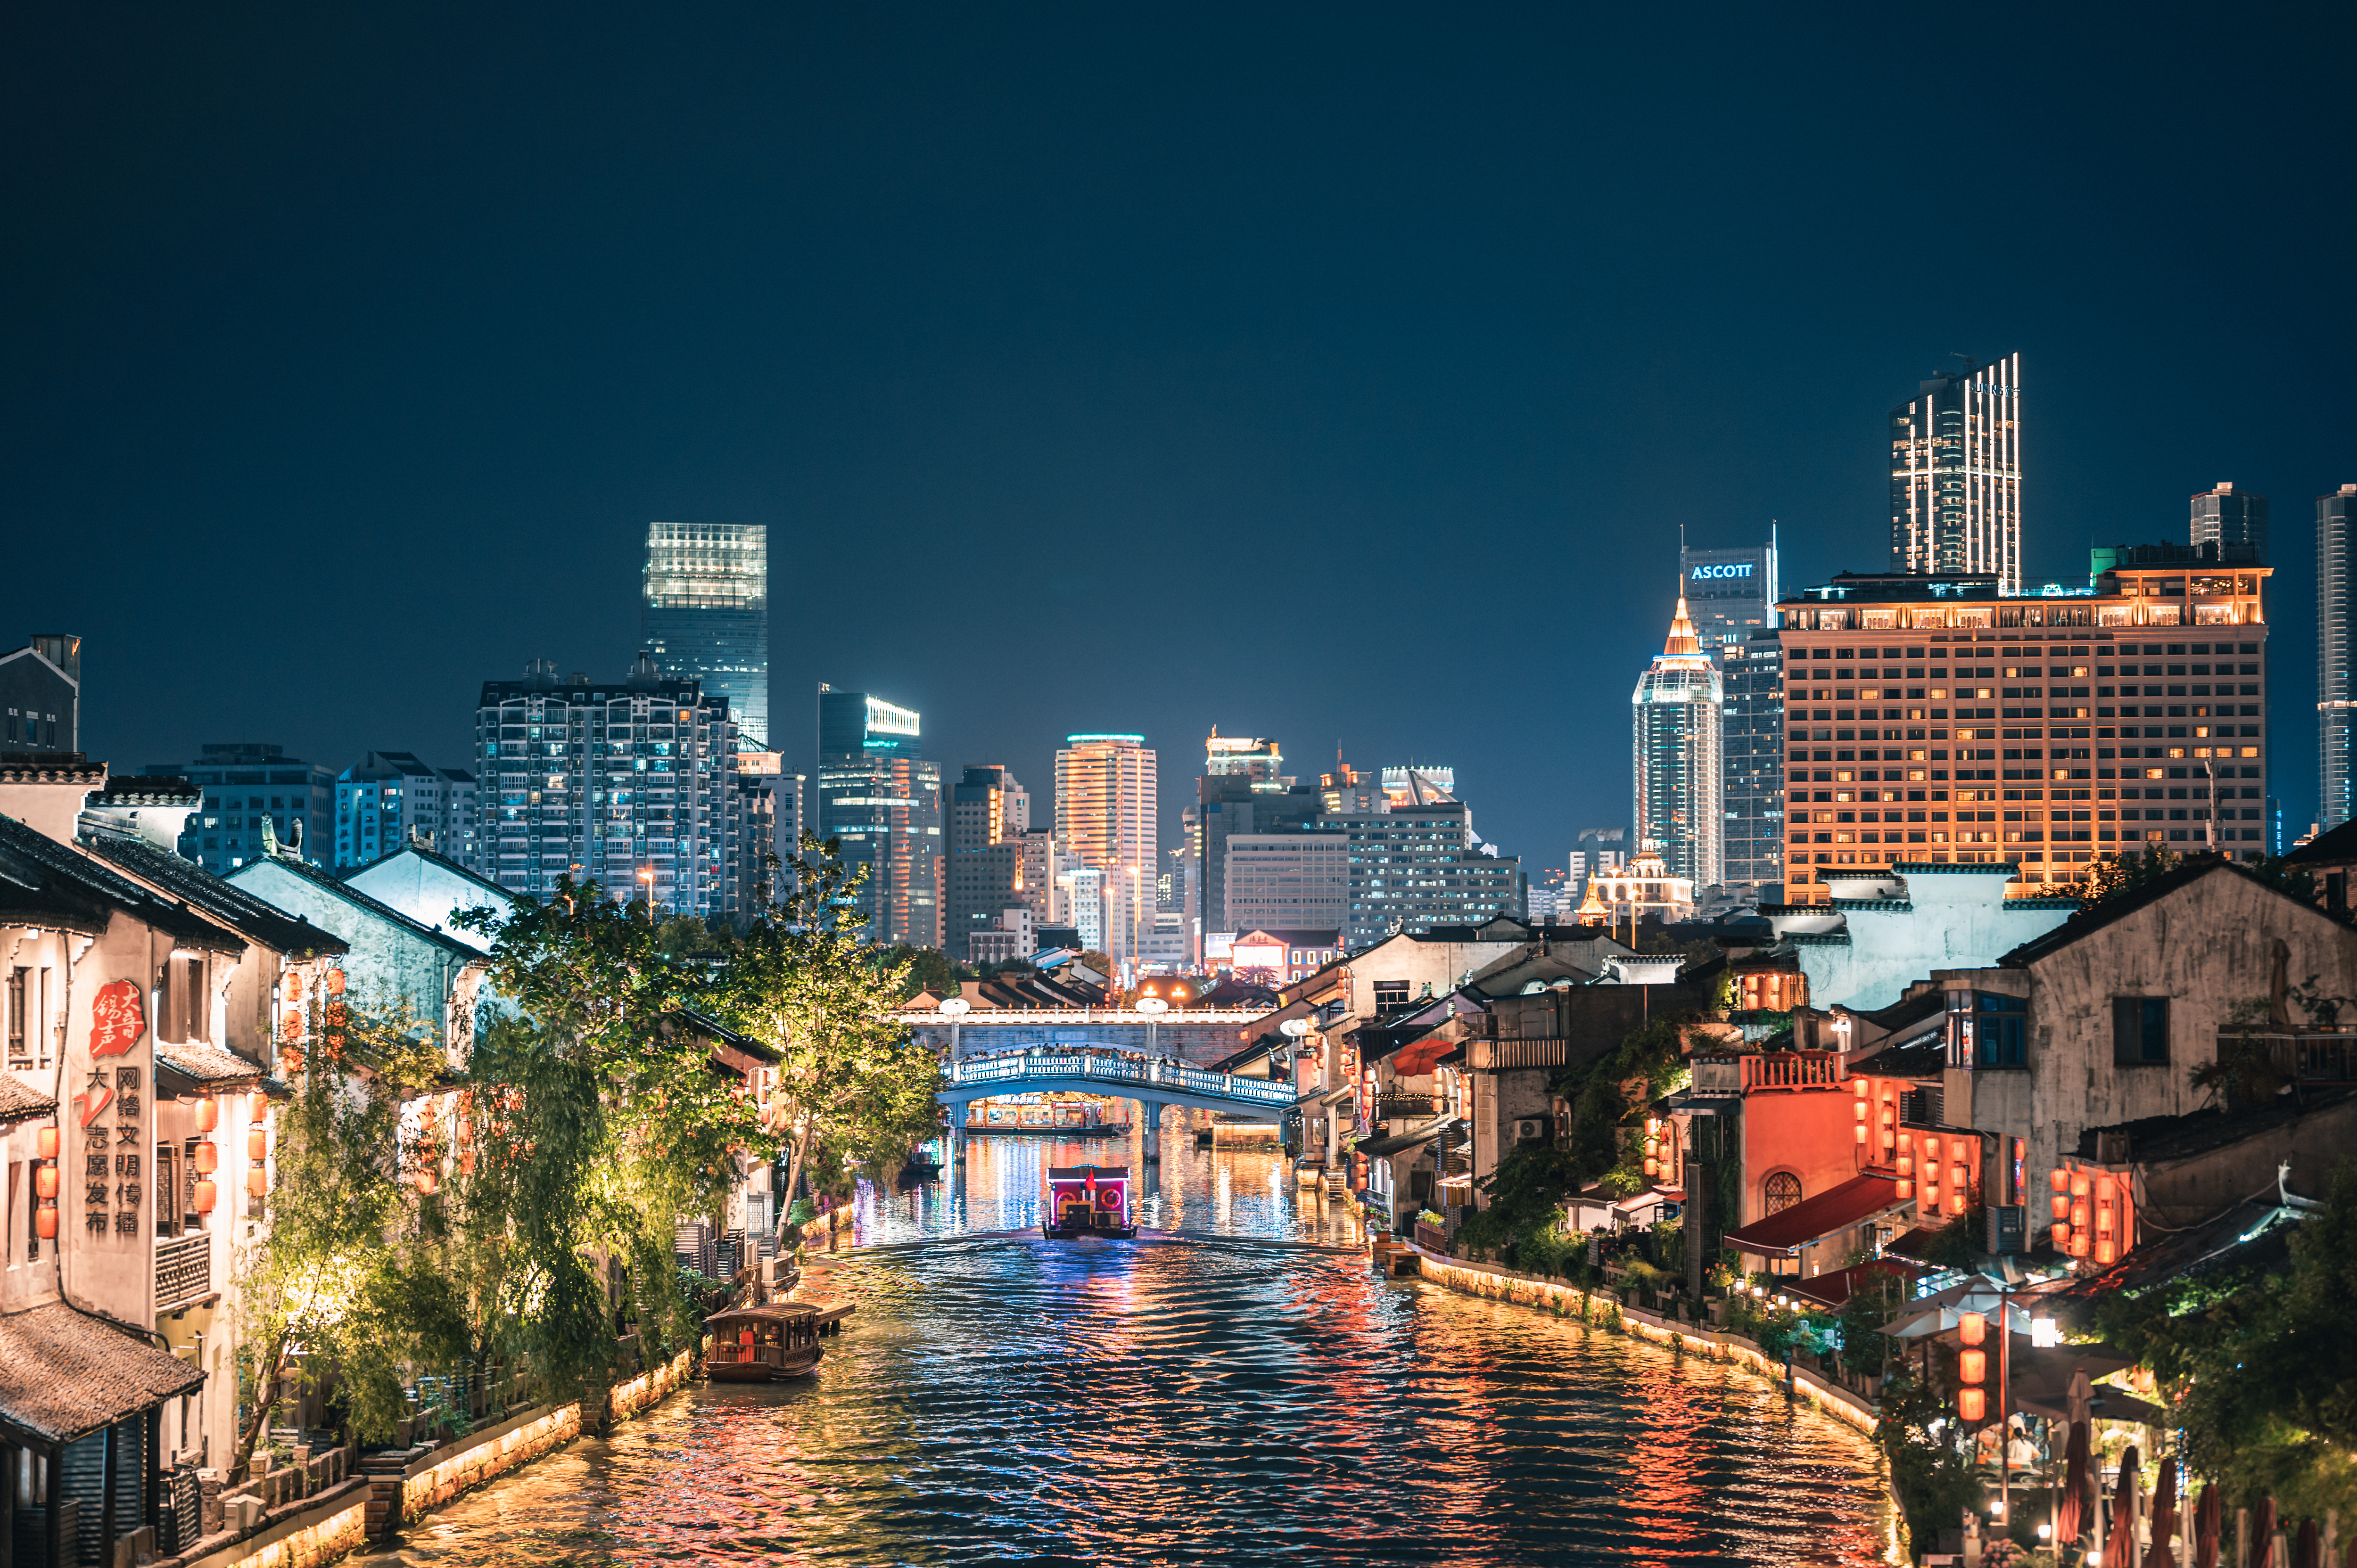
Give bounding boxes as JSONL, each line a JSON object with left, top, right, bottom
{"left": 938, "top": 996, "right": 972, "bottom": 1189}
{"left": 1280, "top": 1017, "right": 1313, "bottom": 1158}
{"left": 1134, "top": 996, "right": 1170, "bottom": 1169}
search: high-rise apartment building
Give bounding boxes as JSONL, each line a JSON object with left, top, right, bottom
{"left": 1776, "top": 547, "right": 2270, "bottom": 904}
{"left": 151, "top": 743, "right": 339, "bottom": 875}
{"left": 1381, "top": 766, "right": 1454, "bottom": 807}
{"left": 1195, "top": 775, "right": 1322, "bottom": 954}
{"left": 472, "top": 656, "right": 740, "bottom": 914}
{"left": 334, "top": 751, "right": 478, "bottom": 868}
{"left": 2320, "top": 484, "right": 2357, "bottom": 831}
{"left": 734, "top": 751, "right": 804, "bottom": 911}
{"left": 1205, "top": 731, "right": 1283, "bottom": 782}
{"left": 1327, "top": 801, "right": 1517, "bottom": 949}
{"left": 946, "top": 764, "right": 1031, "bottom": 961}
{"left": 642, "top": 522, "right": 769, "bottom": 747}
{"left": 815, "top": 686, "right": 941, "bottom": 947}
{"left": 1681, "top": 534, "right": 1783, "bottom": 906}
{"left": 2192, "top": 483, "right": 2268, "bottom": 560}
{"left": 1574, "top": 827, "right": 1627, "bottom": 891}
{"left": 1889, "top": 354, "right": 2023, "bottom": 594}
{"left": 1632, "top": 595, "right": 1724, "bottom": 891}
{"left": 1054, "top": 735, "right": 1157, "bottom": 967}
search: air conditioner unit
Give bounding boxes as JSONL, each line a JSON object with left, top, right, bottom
{"left": 1512, "top": 1118, "right": 1547, "bottom": 1145}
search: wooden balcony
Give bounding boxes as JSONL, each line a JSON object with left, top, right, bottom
{"left": 1467, "top": 1038, "right": 1569, "bottom": 1069}
{"left": 156, "top": 1232, "right": 211, "bottom": 1311}
{"left": 1739, "top": 1051, "right": 1847, "bottom": 1092}
{"left": 2223, "top": 1030, "right": 2357, "bottom": 1085}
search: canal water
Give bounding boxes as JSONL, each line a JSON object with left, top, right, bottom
{"left": 354, "top": 1131, "right": 1888, "bottom": 1566}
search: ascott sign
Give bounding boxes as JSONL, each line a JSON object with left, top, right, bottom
{"left": 1689, "top": 563, "right": 1755, "bottom": 580}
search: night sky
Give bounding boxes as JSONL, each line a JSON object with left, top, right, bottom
{"left": 7, "top": 6, "right": 2354, "bottom": 874}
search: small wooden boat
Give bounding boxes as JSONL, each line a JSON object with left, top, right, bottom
{"left": 1043, "top": 1164, "right": 1137, "bottom": 1240}
{"left": 704, "top": 1301, "right": 824, "bottom": 1381}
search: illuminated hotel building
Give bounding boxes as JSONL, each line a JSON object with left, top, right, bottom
{"left": 1889, "top": 355, "right": 2022, "bottom": 595}
{"left": 1777, "top": 547, "right": 2270, "bottom": 905}
{"left": 2322, "top": 485, "right": 2357, "bottom": 830}
{"left": 1681, "top": 533, "right": 1783, "bottom": 904}
{"left": 1632, "top": 594, "right": 1724, "bottom": 891}
{"left": 815, "top": 686, "right": 941, "bottom": 946}
{"left": 1054, "top": 734, "right": 1157, "bottom": 966}
{"left": 642, "top": 522, "right": 768, "bottom": 747}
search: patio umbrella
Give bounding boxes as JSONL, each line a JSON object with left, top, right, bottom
{"left": 2193, "top": 1484, "right": 2220, "bottom": 1568}
{"left": 2115, "top": 1445, "right": 2143, "bottom": 1564}
{"left": 2057, "top": 1418, "right": 2089, "bottom": 1549}
{"left": 2295, "top": 1518, "right": 2319, "bottom": 1568}
{"left": 2144, "top": 1458, "right": 2177, "bottom": 1568}
{"left": 2256, "top": 1499, "right": 2278, "bottom": 1568}
{"left": 1882, "top": 1274, "right": 2039, "bottom": 1338}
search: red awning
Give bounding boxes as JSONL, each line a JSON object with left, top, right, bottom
{"left": 1723, "top": 1173, "right": 1904, "bottom": 1257}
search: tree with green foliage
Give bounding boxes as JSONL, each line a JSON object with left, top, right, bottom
{"left": 712, "top": 833, "right": 944, "bottom": 1210}
{"left": 880, "top": 943, "right": 964, "bottom": 1002}
{"left": 230, "top": 982, "right": 465, "bottom": 1480}
{"left": 452, "top": 874, "right": 774, "bottom": 1399}
{"left": 2098, "top": 1158, "right": 2357, "bottom": 1520}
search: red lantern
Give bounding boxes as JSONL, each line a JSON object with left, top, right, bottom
{"left": 35, "top": 1166, "right": 59, "bottom": 1201}
{"left": 1958, "top": 1348, "right": 1987, "bottom": 1384}
{"left": 1895, "top": 1180, "right": 1913, "bottom": 1199}
{"left": 247, "top": 1166, "right": 268, "bottom": 1199}
{"left": 249, "top": 1091, "right": 269, "bottom": 1119}
{"left": 248, "top": 1128, "right": 268, "bottom": 1162}
{"left": 416, "top": 1166, "right": 437, "bottom": 1196}
{"left": 2051, "top": 1194, "right": 2071, "bottom": 1220}
{"left": 2051, "top": 1223, "right": 2071, "bottom": 1249}
{"left": 1958, "top": 1312, "right": 1986, "bottom": 1346}
{"left": 196, "top": 1096, "right": 219, "bottom": 1133}
{"left": 193, "top": 1179, "right": 217, "bottom": 1214}
{"left": 1854, "top": 1125, "right": 1867, "bottom": 1145}
{"left": 35, "top": 1207, "right": 57, "bottom": 1240}
{"left": 192, "top": 1141, "right": 218, "bottom": 1174}
{"left": 37, "top": 1126, "right": 59, "bottom": 1160}
{"left": 1958, "top": 1387, "right": 1987, "bottom": 1423}
{"left": 2050, "top": 1168, "right": 2069, "bottom": 1194}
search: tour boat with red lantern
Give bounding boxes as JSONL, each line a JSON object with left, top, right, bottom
{"left": 703, "top": 1300, "right": 824, "bottom": 1382}
{"left": 1043, "top": 1163, "right": 1137, "bottom": 1239}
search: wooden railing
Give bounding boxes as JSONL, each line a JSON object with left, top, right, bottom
{"left": 156, "top": 1232, "right": 210, "bottom": 1311}
{"left": 1468, "top": 1039, "right": 1569, "bottom": 1069}
{"left": 1739, "top": 1051, "right": 1847, "bottom": 1092}
{"left": 2223, "top": 1030, "right": 2357, "bottom": 1085}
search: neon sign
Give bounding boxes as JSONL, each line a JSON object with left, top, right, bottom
{"left": 1689, "top": 563, "right": 1755, "bottom": 580}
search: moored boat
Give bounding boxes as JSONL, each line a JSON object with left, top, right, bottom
{"left": 705, "top": 1301, "right": 824, "bottom": 1381}
{"left": 1043, "top": 1164, "right": 1137, "bottom": 1240}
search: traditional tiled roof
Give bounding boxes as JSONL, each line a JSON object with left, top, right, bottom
{"left": 0, "top": 1303, "right": 207, "bottom": 1446}
{"left": 232, "top": 854, "right": 483, "bottom": 959}
{"left": 157, "top": 1041, "right": 271, "bottom": 1087}
{"left": 0, "top": 814, "right": 244, "bottom": 953}
{"left": 90, "top": 775, "right": 201, "bottom": 804}
{"left": 82, "top": 835, "right": 346, "bottom": 958}
{"left": 2286, "top": 816, "right": 2357, "bottom": 866}
{"left": 2000, "top": 859, "right": 2308, "bottom": 968}
{"left": 0, "top": 1077, "right": 58, "bottom": 1122}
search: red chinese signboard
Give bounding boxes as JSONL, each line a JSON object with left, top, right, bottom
{"left": 89, "top": 980, "right": 145, "bottom": 1058}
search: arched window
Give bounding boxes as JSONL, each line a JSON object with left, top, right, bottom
{"left": 1763, "top": 1172, "right": 1803, "bottom": 1215}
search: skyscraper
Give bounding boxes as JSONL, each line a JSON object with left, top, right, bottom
{"left": 333, "top": 751, "right": 478, "bottom": 868}
{"left": 150, "top": 743, "right": 339, "bottom": 875}
{"left": 471, "top": 656, "right": 739, "bottom": 914}
{"left": 642, "top": 522, "right": 769, "bottom": 747}
{"left": 1681, "top": 533, "right": 1783, "bottom": 906}
{"left": 1326, "top": 800, "right": 1518, "bottom": 948}
{"left": 1889, "top": 354, "right": 2023, "bottom": 594}
{"left": 2321, "top": 484, "right": 2357, "bottom": 831}
{"left": 2192, "top": 483, "right": 2269, "bottom": 560}
{"left": 945, "top": 764, "right": 1030, "bottom": 960}
{"left": 815, "top": 686, "right": 942, "bottom": 947}
{"left": 1632, "top": 594, "right": 1724, "bottom": 891}
{"left": 1054, "top": 735, "right": 1157, "bottom": 968}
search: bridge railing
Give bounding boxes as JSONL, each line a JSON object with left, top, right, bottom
{"left": 944, "top": 1053, "right": 1296, "bottom": 1108}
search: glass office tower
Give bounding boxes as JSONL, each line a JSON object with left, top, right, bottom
{"left": 2192, "top": 484, "right": 2269, "bottom": 560}
{"left": 815, "top": 686, "right": 942, "bottom": 947}
{"left": 643, "top": 522, "right": 768, "bottom": 747}
{"left": 2322, "top": 485, "right": 2357, "bottom": 831}
{"left": 1889, "top": 354, "right": 2023, "bottom": 595}
{"left": 1681, "top": 533, "right": 1781, "bottom": 905}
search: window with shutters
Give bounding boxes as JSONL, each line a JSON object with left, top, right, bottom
{"left": 2112, "top": 996, "right": 2169, "bottom": 1065}
{"left": 1763, "top": 1171, "right": 1803, "bottom": 1214}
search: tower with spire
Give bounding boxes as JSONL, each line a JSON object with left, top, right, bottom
{"left": 1631, "top": 588, "right": 1725, "bottom": 895}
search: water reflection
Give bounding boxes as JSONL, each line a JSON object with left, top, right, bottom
{"left": 355, "top": 1141, "right": 1886, "bottom": 1568}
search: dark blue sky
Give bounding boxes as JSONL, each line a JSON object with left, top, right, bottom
{"left": 7, "top": 5, "right": 2353, "bottom": 873}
